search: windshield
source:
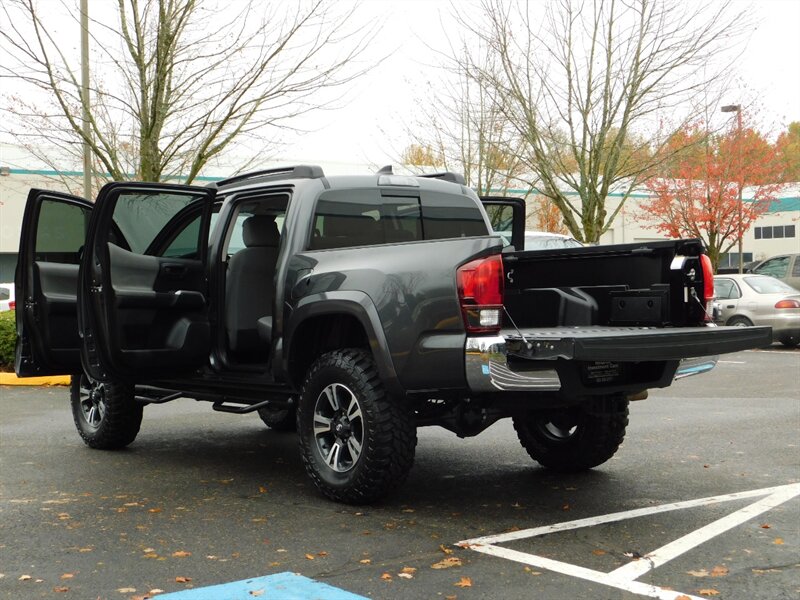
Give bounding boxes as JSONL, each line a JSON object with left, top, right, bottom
{"left": 743, "top": 275, "right": 797, "bottom": 294}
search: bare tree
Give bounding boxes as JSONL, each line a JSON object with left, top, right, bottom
{"left": 0, "top": 0, "right": 376, "bottom": 191}
{"left": 457, "top": 0, "right": 751, "bottom": 243}
{"left": 403, "top": 42, "right": 531, "bottom": 197}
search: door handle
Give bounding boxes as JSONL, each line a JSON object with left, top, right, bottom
{"left": 162, "top": 264, "right": 187, "bottom": 277}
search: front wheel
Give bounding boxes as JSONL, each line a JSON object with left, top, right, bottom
{"left": 297, "top": 349, "right": 416, "bottom": 504}
{"left": 512, "top": 396, "right": 629, "bottom": 472}
{"left": 70, "top": 374, "right": 143, "bottom": 449}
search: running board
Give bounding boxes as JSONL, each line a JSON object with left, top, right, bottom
{"left": 212, "top": 398, "right": 292, "bottom": 414}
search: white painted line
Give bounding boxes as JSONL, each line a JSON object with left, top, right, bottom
{"left": 459, "top": 483, "right": 800, "bottom": 600}
{"left": 608, "top": 483, "right": 800, "bottom": 581}
{"left": 459, "top": 483, "right": 799, "bottom": 546}
{"left": 469, "top": 544, "right": 706, "bottom": 600}
{"left": 718, "top": 360, "right": 745, "bottom": 364}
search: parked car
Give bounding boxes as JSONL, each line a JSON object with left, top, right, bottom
{"left": 747, "top": 253, "right": 800, "bottom": 290}
{"left": 0, "top": 283, "right": 15, "bottom": 312}
{"left": 713, "top": 274, "right": 800, "bottom": 348}
{"left": 524, "top": 231, "right": 583, "bottom": 250}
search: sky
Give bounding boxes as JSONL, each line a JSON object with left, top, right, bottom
{"left": 1, "top": 0, "right": 799, "bottom": 172}
{"left": 278, "top": 0, "right": 800, "bottom": 168}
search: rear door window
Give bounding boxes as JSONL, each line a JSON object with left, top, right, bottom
{"left": 754, "top": 256, "right": 789, "bottom": 279}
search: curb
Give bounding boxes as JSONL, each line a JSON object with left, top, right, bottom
{"left": 0, "top": 372, "right": 71, "bottom": 386}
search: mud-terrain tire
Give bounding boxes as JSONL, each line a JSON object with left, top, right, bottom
{"left": 297, "top": 349, "right": 416, "bottom": 504}
{"left": 512, "top": 395, "right": 629, "bottom": 472}
{"left": 70, "top": 373, "right": 142, "bottom": 449}
{"left": 257, "top": 404, "right": 297, "bottom": 432}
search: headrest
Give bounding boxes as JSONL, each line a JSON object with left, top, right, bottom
{"left": 242, "top": 215, "right": 280, "bottom": 247}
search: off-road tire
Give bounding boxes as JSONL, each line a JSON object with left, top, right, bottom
{"left": 512, "top": 395, "right": 629, "bottom": 472}
{"left": 257, "top": 404, "right": 297, "bottom": 432}
{"left": 70, "top": 373, "right": 143, "bottom": 450}
{"left": 297, "top": 348, "right": 416, "bottom": 504}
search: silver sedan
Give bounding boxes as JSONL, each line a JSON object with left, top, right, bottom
{"left": 713, "top": 274, "right": 800, "bottom": 348}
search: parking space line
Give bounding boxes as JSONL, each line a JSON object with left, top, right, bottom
{"left": 155, "top": 572, "right": 368, "bottom": 599}
{"left": 608, "top": 483, "right": 800, "bottom": 580}
{"left": 461, "top": 483, "right": 798, "bottom": 546}
{"left": 459, "top": 483, "right": 800, "bottom": 600}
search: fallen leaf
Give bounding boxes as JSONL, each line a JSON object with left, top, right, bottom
{"left": 258, "top": 486, "right": 268, "bottom": 494}
{"left": 269, "top": 562, "right": 281, "bottom": 567}
{"left": 143, "top": 552, "right": 159, "bottom": 559}
{"left": 398, "top": 573, "right": 414, "bottom": 579}
{"left": 454, "top": 576, "right": 472, "bottom": 588}
{"left": 359, "top": 559, "right": 372, "bottom": 564}
{"left": 432, "top": 556, "right": 463, "bottom": 569}
{"left": 53, "top": 586, "right": 69, "bottom": 593}
{"left": 687, "top": 569, "right": 709, "bottom": 577}
{"left": 752, "top": 568, "right": 780, "bottom": 574}
{"left": 676, "top": 596, "right": 692, "bottom": 600}
{"left": 402, "top": 508, "right": 415, "bottom": 513}
{"left": 774, "top": 538, "right": 784, "bottom": 545}
{"left": 19, "top": 575, "right": 32, "bottom": 581}
{"left": 148, "top": 508, "right": 162, "bottom": 513}
{"left": 562, "top": 504, "right": 570, "bottom": 511}
{"left": 317, "top": 551, "right": 328, "bottom": 557}
{"left": 117, "top": 588, "right": 137, "bottom": 593}
{"left": 149, "top": 590, "right": 165, "bottom": 595}
{"left": 445, "top": 596, "right": 457, "bottom": 600}
{"left": 172, "top": 550, "right": 191, "bottom": 557}
{"left": 439, "top": 544, "right": 454, "bottom": 555}
{"left": 60, "top": 573, "right": 74, "bottom": 580}
{"left": 206, "top": 555, "right": 218, "bottom": 560}
{"left": 401, "top": 567, "right": 417, "bottom": 574}
{"left": 380, "top": 573, "right": 392, "bottom": 581}
{"left": 710, "top": 565, "right": 729, "bottom": 577}
{"left": 78, "top": 547, "right": 93, "bottom": 553}
{"left": 143, "top": 548, "right": 156, "bottom": 553}
{"left": 124, "top": 502, "right": 141, "bottom": 507}
{"left": 304, "top": 553, "right": 315, "bottom": 560}
{"left": 592, "top": 549, "right": 606, "bottom": 556}
{"left": 760, "top": 523, "right": 771, "bottom": 529}
{"left": 251, "top": 518, "right": 268, "bottom": 523}
{"left": 698, "top": 589, "right": 720, "bottom": 597}
{"left": 175, "top": 576, "right": 192, "bottom": 583}
{"left": 249, "top": 590, "right": 264, "bottom": 597}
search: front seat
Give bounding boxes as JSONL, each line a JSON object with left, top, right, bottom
{"left": 225, "top": 215, "right": 280, "bottom": 357}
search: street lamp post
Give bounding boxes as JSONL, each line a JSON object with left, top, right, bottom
{"left": 721, "top": 104, "right": 743, "bottom": 273}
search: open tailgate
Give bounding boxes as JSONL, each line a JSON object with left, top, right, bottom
{"left": 504, "top": 325, "right": 772, "bottom": 362}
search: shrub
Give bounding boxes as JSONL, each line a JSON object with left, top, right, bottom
{"left": 0, "top": 310, "right": 16, "bottom": 371}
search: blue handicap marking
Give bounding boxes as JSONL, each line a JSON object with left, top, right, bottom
{"left": 155, "top": 572, "right": 368, "bottom": 599}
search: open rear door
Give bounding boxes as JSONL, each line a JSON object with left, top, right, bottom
{"left": 16, "top": 190, "right": 93, "bottom": 376}
{"left": 480, "top": 196, "right": 526, "bottom": 250}
{"left": 79, "top": 182, "right": 215, "bottom": 382}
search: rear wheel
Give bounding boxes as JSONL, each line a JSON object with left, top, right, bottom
{"left": 513, "top": 396, "right": 629, "bottom": 472}
{"left": 779, "top": 336, "right": 799, "bottom": 349}
{"left": 70, "top": 374, "right": 142, "bottom": 449}
{"left": 297, "top": 349, "right": 416, "bottom": 504}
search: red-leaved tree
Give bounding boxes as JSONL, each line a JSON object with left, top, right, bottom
{"left": 640, "top": 117, "right": 785, "bottom": 271}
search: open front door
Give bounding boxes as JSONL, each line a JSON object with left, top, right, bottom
{"left": 79, "top": 182, "right": 215, "bottom": 382}
{"left": 16, "top": 190, "right": 93, "bottom": 376}
{"left": 481, "top": 196, "right": 526, "bottom": 251}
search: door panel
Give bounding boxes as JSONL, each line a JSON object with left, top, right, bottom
{"left": 16, "top": 191, "right": 92, "bottom": 376}
{"left": 80, "top": 183, "right": 214, "bottom": 381}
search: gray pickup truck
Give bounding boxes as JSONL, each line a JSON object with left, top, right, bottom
{"left": 16, "top": 166, "right": 770, "bottom": 503}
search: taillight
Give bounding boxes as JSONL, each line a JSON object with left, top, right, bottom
{"left": 457, "top": 254, "right": 504, "bottom": 334}
{"left": 775, "top": 299, "right": 800, "bottom": 309}
{"left": 9, "top": 300, "right": 15, "bottom": 310}
{"left": 699, "top": 254, "right": 714, "bottom": 303}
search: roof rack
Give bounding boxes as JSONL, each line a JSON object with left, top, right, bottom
{"left": 417, "top": 171, "right": 465, "bottom": 185}
{"left": 212, "top": 165, "right": 325, "bottom": 188}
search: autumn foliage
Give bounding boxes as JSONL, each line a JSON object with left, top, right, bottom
{"left": 640, "top": 118, "right": 786, "bottom": 271}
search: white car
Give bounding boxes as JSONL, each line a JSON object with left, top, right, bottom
{"left": 0, "top": 283, "right": 14, "bottom": 312}
{"left": 524, "top": 231, "right": 583, "bottom": 250}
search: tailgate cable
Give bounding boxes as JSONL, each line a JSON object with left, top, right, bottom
{"left": 503, "top": 306, "right": 533, "bottom": 350}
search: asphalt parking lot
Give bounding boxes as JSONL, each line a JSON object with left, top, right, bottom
{"left": 1, "top": 346, "right": 798, "bottom": 600}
